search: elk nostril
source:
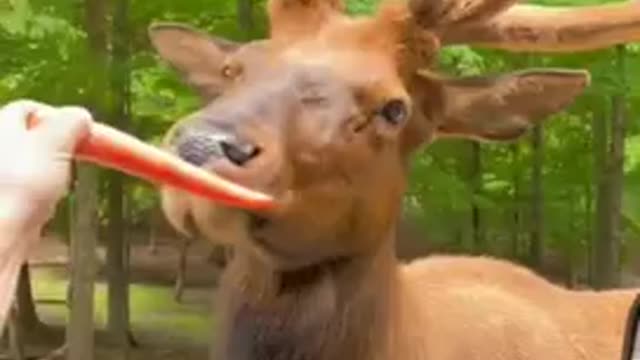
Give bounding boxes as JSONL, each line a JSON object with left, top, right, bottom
{"left": 219, "top": 139, "right": 261, "bottom": 166}
{"left": 176, "top": 133, "right": 220, "bottom": 166}
{"left": 175, "top": 129, "right": 260, "bottom": 167}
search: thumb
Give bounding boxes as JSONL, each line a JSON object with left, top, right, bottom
{"left": 31, "top": 106, "right": 94, "bottom": 154}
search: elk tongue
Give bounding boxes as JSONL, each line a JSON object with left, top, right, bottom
{"left": 28, "top": 114, "right": 275, "bottom": 211}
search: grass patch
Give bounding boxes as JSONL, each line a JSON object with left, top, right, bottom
{"left": 31, "top": 267, "right": 213, "bottom": 344}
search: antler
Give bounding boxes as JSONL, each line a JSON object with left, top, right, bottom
{"left": 437, "top": 1, "right": 640, "bottom": 52}
{"left": 267, "top": 0, "right": 344, "bottom": 40}
{"left": 409, "top": 0, "right": 517, "bottom": 29}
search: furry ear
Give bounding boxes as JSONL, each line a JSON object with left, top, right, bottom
{"left": 149, "top": 23, "right": 240, "bottom": 101}
{"left": 415, "top": 69, "right": 589, "bottom": 142}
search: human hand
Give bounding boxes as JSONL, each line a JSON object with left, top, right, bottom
{"left": 0, "top": 99, "right": 92, "bottom": 332}
{"left": 0, "top": 99, "right": 93, "bottom": 231}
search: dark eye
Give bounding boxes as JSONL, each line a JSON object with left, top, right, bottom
{"left": 221, "top": 61, "right": 243, "bottom": 79}
{"left": 379, "top": 99, "right": 408, "bottom": 126}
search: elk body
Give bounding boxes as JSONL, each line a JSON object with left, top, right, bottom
{"left": 149, "top": 0, "right": 640, "bottom": 359}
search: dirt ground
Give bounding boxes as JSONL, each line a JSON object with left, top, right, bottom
{"left": 2, "top": 232, "right": 222, "bottom": 360}
{"left": 6, "top": 326, "right": 210, "bottom": 360}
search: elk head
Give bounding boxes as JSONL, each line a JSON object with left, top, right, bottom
{"left": 150, "top": 0, "right": 640, "bottom": 271}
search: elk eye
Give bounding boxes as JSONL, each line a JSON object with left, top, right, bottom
{"left": 221, "top": 62, "right": 242, "bottom": 79}
{"left": 379, "top": 99, "right": 407, "bottom": 126}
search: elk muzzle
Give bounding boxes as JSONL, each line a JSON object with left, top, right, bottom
{"left": 176, "top": 129, "right": 261, "bottom": 168}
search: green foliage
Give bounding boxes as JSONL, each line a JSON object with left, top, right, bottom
{"left": 345, "top": 0, "right": 379, "bottom": 14}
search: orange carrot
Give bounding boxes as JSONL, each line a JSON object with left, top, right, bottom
{"left": 27, "top": 114, "right": 275, "bottom": 211}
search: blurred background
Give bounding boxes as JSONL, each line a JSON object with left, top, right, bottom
{"left": 0, "top": 0, "right": 639, "bottom": 359}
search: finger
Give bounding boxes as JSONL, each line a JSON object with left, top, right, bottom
{"left": 31, "top": 106, "right": 93, "bottom": 153}
{"left": 0, "top": 100, "right": 55, "bottom": 136}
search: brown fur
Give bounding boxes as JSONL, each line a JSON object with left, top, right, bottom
{"left": 147, "top": 1, "right": 640, "bottom": 359}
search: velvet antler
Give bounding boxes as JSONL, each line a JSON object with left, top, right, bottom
{"left": 410, "top": 0, "right": 640, "bottom": 52}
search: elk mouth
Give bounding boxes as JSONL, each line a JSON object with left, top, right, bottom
{"left": 245, "top": 210, "right": 353, "bottom": 290}
{"left": 247, "top": 213, "right": 283, "bottom": 255}
{"left": 172, "top": 131, "right": 303, "bottom": 266}
{"left": 187, "top": 185, "right": 350, "bottom": 272}
{"left": 246, "top": 213, "right": 306, "bottom": 264}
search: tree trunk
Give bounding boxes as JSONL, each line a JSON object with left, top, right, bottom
{"left": 510, "top": 144, "right": 521, "bottom": 259}
{"left": 585, "top": 176, "right": 593, "bottom": 284}
{"left": 67, "top": 166, "right": 99, "bottom": 360}
{"left": 565, "top": 192, "right": 577, "bottom": 289}
{"left": 7, "top": 305, "right": 25, "bottom": 360}
{"left": 590, "top": 103, "right": 608, "bottom": 286}
{"left": 106, "top": 179, "right": 129, "bottom": 355}
{"left": 106, "top": 0, "right": 131, "bottom": 354}
{"left": 593, "top": 45, "right": 627, "bottom": 289}
{"left": 605, "top": 46, "right": 627, "bottom": 286}
{"left": 529, "top": 124, "right": 544, "bottom": 269}
{"left": 593, "top": 126, "right": 613, "bottom": 288}
{"left": 51, "top": 198, "right": 71, "bottom": 245}
{"left": 470, "top": 142, "right": 484, "bottom": 254}
{"left": 236, "top": 0, "right": 254, "bottom": 40}
{"left": 15, "top": 265, "right": 42, "bottom": 333}
{"left": 66, "top": 0, "right": 107, "bottom": 357}
{"left": 8, "top": 259, "right": 47, "bottom": 353}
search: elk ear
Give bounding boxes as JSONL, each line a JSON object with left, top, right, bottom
{"left": 420, "top": 69, "right": 589, "bottom": 142}
{"left": 148, "top": 22, "right": 240, "bottom": 101}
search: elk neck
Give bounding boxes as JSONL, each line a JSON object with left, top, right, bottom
{"left": 214, "top": 221, "right": 404, "bottom": 360}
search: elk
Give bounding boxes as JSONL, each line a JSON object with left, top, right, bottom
{"left": 149, "top": 0, "right": 640, "bottom": 359}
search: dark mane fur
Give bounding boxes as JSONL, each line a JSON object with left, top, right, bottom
{"left": 213, "top": 242, "right": 398, "bottom": 360}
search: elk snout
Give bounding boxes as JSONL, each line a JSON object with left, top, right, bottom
{"left": 176, "top": 129, "right": 261, "bottom": 167}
